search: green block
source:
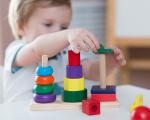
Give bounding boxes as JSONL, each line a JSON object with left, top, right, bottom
{"left": 97, "top": 44, "right": 113, "bottom": 54}
{"left": 62, "top": 89, "right": 87, "bottom": 102}
{"left": 33, "top": 84, "right": 54, "bottom": 94}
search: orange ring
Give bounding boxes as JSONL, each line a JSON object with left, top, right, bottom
{"left": 35, "top": 76, "right": 54, "bottom": 85}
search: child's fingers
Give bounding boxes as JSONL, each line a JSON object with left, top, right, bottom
{"left": 78, "top": 40, "right": 89, "bottom": 52}
{"left": 116, "top": 53, "right": 126, "bottom": 66}
{"left": 83, "top": 36, "right": 97, "bottom": 52}
{"left": 70, "top": 43, "right": 80, "bottom": 54}
{"left": 86, "top": 30, "right": 100, "bottom": 49}
{"left": 113, "top": 47, "right": 122, "bottom": 56}
{"left": 74, "top": 48, "right": 80, "bottom": 54}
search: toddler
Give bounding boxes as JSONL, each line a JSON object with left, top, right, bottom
{"left": 3, "top": 0, "right": 126, "bottom": 102}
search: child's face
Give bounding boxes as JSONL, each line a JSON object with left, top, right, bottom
{"left": 19, "top": 6, "right": 72, "bottom": 40}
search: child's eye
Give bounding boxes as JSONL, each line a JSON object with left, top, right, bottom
{"left": 44, "top": 23, "right": 53, "bottom": 27}
{"left": 61, "top": 26, "right": 68, "bottom": 30}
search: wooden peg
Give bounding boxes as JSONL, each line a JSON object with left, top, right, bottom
{"left": 42, "top": 55, "right": 48, "bottom": 67}
{"left": 99, "top": 54, "right": 106, "bottom": 89}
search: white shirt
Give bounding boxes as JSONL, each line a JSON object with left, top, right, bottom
{"left": 3, "top": 40, "right": 93, "bottom": 103}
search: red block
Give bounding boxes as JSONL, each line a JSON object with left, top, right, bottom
{"left": 68, "top": 50, "right": 80, "bottom": 66}
{"left": 91, "top": 94, "right": 116, "bottom": 102}
{"left": 82, "top": 99, "right": 100, "bottom": 116}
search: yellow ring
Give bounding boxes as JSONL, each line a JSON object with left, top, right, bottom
{"left": 64, "top": 77, "right": 84, "bottom": 91}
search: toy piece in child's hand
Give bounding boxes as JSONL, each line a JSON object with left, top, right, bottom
{"left": 96, "top": 44, "right": 113, "bottom": 54}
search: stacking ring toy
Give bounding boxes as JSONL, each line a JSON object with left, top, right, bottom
{"left": 33, "top": 93, "right": 56, "bottom": 103}
{"left": 36, "top": 66, "right": 53, "bottom": 76}
{"left": 35, "top": 76, "right": 54, "bottom": 85}
{"left": 33, "top": 84, "right": 54, "bottom": 94}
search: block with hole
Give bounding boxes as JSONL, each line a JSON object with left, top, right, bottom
{"left": 82, "top": 99, "right": 100, "bottom": 116}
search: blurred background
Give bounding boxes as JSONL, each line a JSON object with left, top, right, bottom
{"left": 0, "top": 0, "right": 150, "bottom": 90}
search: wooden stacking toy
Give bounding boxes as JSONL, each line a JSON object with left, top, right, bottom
{"left": 30, "top": 48, "right": 119, "bottom": 111}
{"left": 63, "top": 50, "right": 87, "bottom": 102}
{"left": 33, "top": 55, "right": 56, "bottom": 103}
{"left": 91, "top": 44, "right": 116, "bottom": 102}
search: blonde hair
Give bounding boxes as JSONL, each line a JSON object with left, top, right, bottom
{"left": 8, "top": 0, "right": 71, "bottom": 39}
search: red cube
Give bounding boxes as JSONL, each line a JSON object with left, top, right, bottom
{"left": 68, "top": 50, "right": 80, "bottom": 66}
{"left": 82, "top": 99, "right": 100, "bottom": 115}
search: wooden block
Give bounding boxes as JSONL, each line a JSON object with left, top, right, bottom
{"left": 35, "top": 76, "right": 54, "bottom": 85}
{"left": 91, "top": 85, "right": 116, "bottom": 94}
{"left": 82, "top": 99, "right": 100, "bottom": 115}
{"left": 62, "top": 89, "right": 87, "bottom": 102}
{"left": 66, "top": 65, "right": 83, "bottom": 78}
{"left": 64, "top": 77, "right": 84, "bottom": 91}
{"left": 91, "top": 94, "right": 116, "bottom": 102}
{"left": 68, "top": 50, "right": 80, "bottom": 66}
{"left": 29, "top": 96, "right": 120, "bottom": 111}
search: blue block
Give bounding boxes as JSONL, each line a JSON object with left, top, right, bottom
{"left": 91, "top": 85, "right": 116, "bottom": 94}
{"left": 36, "top": 66, "right": 53, "bottom": 76}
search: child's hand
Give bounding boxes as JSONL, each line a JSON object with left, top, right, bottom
{"left": 106, "top": 47, "right": 126, "bottom": 71}
{"left": 67, "top": 28, "right": 100, "bottom": 53}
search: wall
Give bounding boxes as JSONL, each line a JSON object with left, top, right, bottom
{"left": 0, "top": 0, "right": 13, "bottom": 66}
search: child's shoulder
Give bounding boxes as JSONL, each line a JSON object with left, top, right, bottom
{"left": 6, "top": 40, "right": 26, "bottom": 52}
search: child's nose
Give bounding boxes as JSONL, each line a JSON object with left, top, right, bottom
{"left": 51, "top": 25, "right": 61, "bottom": 32}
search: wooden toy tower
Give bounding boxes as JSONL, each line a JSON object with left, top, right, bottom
{"left": 63, "top": 50, "right": 87, "bottom": 102}
{"left": 91, "top": 44, "right": 116, "bottom": 102}
{"left": 33, "top": 55, "right": 56, "bottom": 103}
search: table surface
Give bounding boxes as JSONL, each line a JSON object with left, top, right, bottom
{"left": 0, "top": 85, "right": 150, "bottom": 120}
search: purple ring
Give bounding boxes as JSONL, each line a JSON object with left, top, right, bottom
{"left": 66, "top": 65, "right": 83, "bottom": 78}
{"left": 33, "top": 93, "right": 56, "bottom": 103}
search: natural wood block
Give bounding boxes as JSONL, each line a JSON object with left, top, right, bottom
{"left": 29, "top": 96, "right": 120, "bottom": 111}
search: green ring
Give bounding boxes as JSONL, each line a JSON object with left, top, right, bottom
{"left": 62, "top": 89, "right": 87, "bottom": 102}
{"left": 33, "top": 84, "right": 54, "bottom": 94}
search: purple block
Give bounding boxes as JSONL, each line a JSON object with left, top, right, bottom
{"left": 66, "top": 65, "right": 83, "bottom": 78}
{"left": 33, "top": 93, "right": 56, "bottom": 103}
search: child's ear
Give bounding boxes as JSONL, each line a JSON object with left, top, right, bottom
{"left": 16, "top": 24, "right": 25, "bottom": 37}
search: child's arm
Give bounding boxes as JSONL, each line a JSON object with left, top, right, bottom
{"left": 14, "top": 28, "right": 99, "bottom": 67}
{"left": 81, "top": 47, "right": 126, "bottom": 81}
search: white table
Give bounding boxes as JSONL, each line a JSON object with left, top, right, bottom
{"left": 0, "top": 85, "right": 150, "bottom": 120}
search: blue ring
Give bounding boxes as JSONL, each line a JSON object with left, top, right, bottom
{"left": 36, "top": 66, "right": 53, "bottom": 76}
